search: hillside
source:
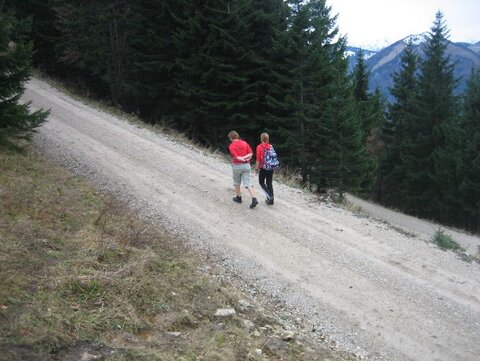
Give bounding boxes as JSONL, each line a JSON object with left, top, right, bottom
{"left": 18, "top": 77, "right": 480, "bottom": 361}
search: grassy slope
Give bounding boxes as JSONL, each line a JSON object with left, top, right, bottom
{"left": 0, "top": 147, "right": 346, "bottom": 361}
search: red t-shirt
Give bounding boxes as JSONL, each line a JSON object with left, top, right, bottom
{"left": 256, "top": 143, "right": 272, "bottom": 169}
{"left": 229, "top": 139, "right": 253, "bottom": 164}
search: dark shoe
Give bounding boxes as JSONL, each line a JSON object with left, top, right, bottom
{"left": 266, "top": 197, "right": 274, "bottom": 205}
{"left": 250, "top": 198, "right": 259, "bottom": 209}
{"left": 232, "top": 196, "right": 242, "bottom": 203}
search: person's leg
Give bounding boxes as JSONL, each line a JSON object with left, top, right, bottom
{"left": 258, "top": 169, "right": 271, "bottom": 199}
{"left": 247, "top": 185, "right": 258, "bottom": 208}
{"left": 232, "top": 166, "right": 242, "bottom": 203}
{"left": 265, "top": 170, "right": 274, "bottom": 205}
{"left": 241, "top": 165, "right": 258, "bottom": 208}
{"left": 266, "top": 170, "right": 274, "bottom": 198}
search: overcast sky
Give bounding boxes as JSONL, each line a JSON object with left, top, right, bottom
{"left": 327, "top": 0, "right": 480, "bottom": 49}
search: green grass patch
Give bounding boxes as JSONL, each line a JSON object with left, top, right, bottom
{"left": 64, "top": 279, "right": 103, "bottom": 304}
{"left": 431, "top": 229, "right": 464, "bottom": 251}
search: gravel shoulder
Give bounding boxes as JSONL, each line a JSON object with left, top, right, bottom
{"left": 346, "top": 194, "right": 480, "bottom": 255}
{"left": 23, "top": 78, "right": 480, "bottom": 361}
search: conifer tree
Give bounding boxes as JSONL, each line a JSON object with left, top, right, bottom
{"left": 174, "top": 0, "right": 253, "bottom": 145}
{"left": 377, "top": 43, "right": 419, "bottom": 206}
{"left": 351, "top": 49, "right": 383, "bottom": 192}
{"left": 273, "top": 0, "right": 310, "bottom": 174}
{"left": 459, "top": 69, "right": 480, "bottom": 231}
{"left": 174, "top": 0, "right": 291, "bottom": 147}
{"left": 352, "top": 49, "right": 378, "bottom": 133}
{"left": 0, "top": 4, "right": 47, "bottom": 144}
{"left": 236, "top": 0, "right": 293, "bottom": 141}
{"left": 315, "top": 72, "right": 373, "bottom": 194}
{"left": 128, "top": 0, "right": 187, "bottom": 120}
{"left": 277, "top": 0, "right": 342, "bottom": 182}
{"left": 403, "top": 11, "right": 459, "bottom": 221}
{"left": 53, "top": 0, "right": 136, "bottom": 107}
{"left": 5, "top": 0, "right": 59, "bottom": 73}
{"left": 352, "top": 49, "right": 369, "bottom": 101}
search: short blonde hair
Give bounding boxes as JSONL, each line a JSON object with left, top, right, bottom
{"left": 261, "top": 132, "right": 269, "bottom": 143}
{"left": 228, "top": 130, "right": 240, "bottom": 140}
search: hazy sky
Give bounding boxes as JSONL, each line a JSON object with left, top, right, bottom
{"left": 327, "top": 0, "right": 480, "bottom": 49}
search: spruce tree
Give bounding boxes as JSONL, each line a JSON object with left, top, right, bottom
{"left": 52, "top": 0, "right": 136, "bottom": 107}
{"left": 176, "top": 0, "right": 292, "bottom": 144}
{"left": 352, "top": 49, "right": 369, "bottom": 102}
{"left": 459, "top": 69, "right": 480, "bottom": 232}
{"left": 174, "top": 0, "right": 240, "bottom": 144}
{"left": 277, "top": 0, "right": 342, "bottom": 182}
{"left": 128, "top": 0, "right": 187, "bottom": 120}
{"left": 404, "top": 11, "right": 459, "bottom": 221}
{"left": 273, "top": 0, "right": 310, "bottom": 174}
{"left": 5, "top": 0, "right": 59, "bottom": 73}
{"left": 235, "top": 0, "right": 293, "bottom": 142}
{"left": 351, "top": 49, "right": 383, "bottom": 193}
{"left": 0, "top": 4, "right": 47, "bottom": 145}
{"left": 377, "top": 43, "right": 419, "bottom": 206}
{"left": 352, "top": 49, "right": 382, "bottom": 134}
{"left": 316, "top": 70, "right": 373, "bottom": 194}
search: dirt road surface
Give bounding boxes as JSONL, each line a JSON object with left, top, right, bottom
{"left": 346, "top": 194, "right": 480, "bottom": 255}
{"left": 23, "top": 78, "right": 480, "bottom": 361}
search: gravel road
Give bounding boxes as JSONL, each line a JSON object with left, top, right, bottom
{"left": 346, "top": 194, "right": 480, "bottom": 255}
{"left": 23, "top": 78, "right": 480, "bottom": 361}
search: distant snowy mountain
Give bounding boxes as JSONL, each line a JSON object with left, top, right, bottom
{"left": 469, "top": 41, "right": 480, "bottom": 54}
{"left": 347, "top": 35, "right": 480, "bottom": 101}
{"left": 402, "top": 33, "right": 426, "bottom": 46}
{"left": 345, "top": 47, "right": 378, "bottom": 71}
{"left": 352, "top": 38, "right": 392, "bottom": 52}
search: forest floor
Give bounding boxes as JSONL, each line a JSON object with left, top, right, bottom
{"left": 13, "top": 77, "right": 480, "bottom": 360}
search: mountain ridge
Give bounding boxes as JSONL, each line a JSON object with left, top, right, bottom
{"left": 346, "top": 36, "right": 480, "bottom": 100}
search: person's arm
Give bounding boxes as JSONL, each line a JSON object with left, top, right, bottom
{"left": 236, "top": 151, "right": 249, "bottom": 162}
{"left": 234, "top": 153, "right": 248, "bottom": 162}
{"left": 230, "top": 142, "right": 251, "bottom": 162}
{"left": 244, "top": 144, "right": 253, "bottom": 162}
{"left": 229, "top": 144, "right": 240, "bottom": 161}
{"left": 255, "top": 145, "right": 262, "bottom": 170}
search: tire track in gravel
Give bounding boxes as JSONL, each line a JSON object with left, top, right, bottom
{"left": 23, "top": 78, "right": 480, "bottom": 361}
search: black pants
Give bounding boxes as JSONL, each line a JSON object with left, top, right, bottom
{"left": 259, "top": 169, "right": 274, "bottom": 199}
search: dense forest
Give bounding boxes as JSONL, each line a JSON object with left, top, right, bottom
{"left": 3, "top": 1, "right": 480, "bottom": 233}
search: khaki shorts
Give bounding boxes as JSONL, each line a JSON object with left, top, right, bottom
{"left": 232, "top": 163, "right": 252, "bottom": 188}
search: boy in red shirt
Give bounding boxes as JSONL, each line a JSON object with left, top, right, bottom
{"left": 228, "top": 131, "right": 258, "bottom": 209}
